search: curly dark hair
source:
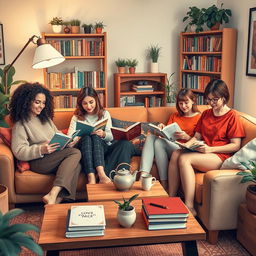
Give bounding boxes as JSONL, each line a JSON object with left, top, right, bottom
{"left": 9, "top": 82, "right": 54, "bottom": 124}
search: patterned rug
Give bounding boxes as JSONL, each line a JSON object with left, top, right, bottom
{"left": 11, "top": 205, "right": 250, "bottom": 256}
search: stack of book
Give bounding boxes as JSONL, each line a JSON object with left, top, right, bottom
{"left": 65, "top": 205, "right": 106, "bottom": 238}
{"left": 141, "top": 197, "right": 189, "bottom": 230}
{"left": 132, "top": 84, "right": 154, "bottom": 92}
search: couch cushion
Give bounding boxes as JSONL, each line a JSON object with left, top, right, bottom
{"left": 195, "top": 172, "right": 205, "bottom": 204}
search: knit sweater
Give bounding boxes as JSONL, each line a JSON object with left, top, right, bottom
{"left": 11, "top": 117, "right": 58, "bottom": 161}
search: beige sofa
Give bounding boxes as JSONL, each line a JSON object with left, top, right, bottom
{"left": 1, "top": 106, "right": 256, "bottom": 243}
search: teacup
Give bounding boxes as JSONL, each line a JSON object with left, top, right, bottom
{"left": 141, "top": 173, "right": 156, "bottom": 191}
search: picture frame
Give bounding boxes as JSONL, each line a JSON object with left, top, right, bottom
{"left": 246, "top": 7, "right": 256, "bottom": 76}
{"left": 0, "top": 24, "right": 5, "bottom": 65}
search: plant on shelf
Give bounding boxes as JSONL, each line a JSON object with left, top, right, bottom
{"left": 94, "top": 21, "right": 106, "bottom": 33}
{"left": 165, "top": 72, "right": 177, "bottom": 105}
{"left": 182, "top": 6, "right": 204, "bottom": 33}
{"left": 70, "top": 19, "right": 81, "bottom": 34}
{"left": 49, "top": 17, "right": 63, "bottom": 33}
{"left": 202, "top": 3, "right": 232, "bottom": 30}
{"left": 0, "top": 208, "right": 43, "bottom": 255}
{"left": 126, "top": 58, "right": 138, "bottom": 74}
{"left": 148, "top": 44, "right": 161, "bottom": 73}
{"left": 115, "top": 58, "right": 127, "bottom": 73}
{"left": 82, "top": 23, "right": 93, "bottom": 34}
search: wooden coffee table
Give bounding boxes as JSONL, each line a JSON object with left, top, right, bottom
{"left": 86, "top": 181, "right": 168, "bottom": 201}
{"left": 38, "top": 200, "right": 206, "bottom": 256}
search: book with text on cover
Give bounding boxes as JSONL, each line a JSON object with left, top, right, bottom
{"left": 111, "top": 122, "right": 141, "bottom": 141}
{"left": 175, "top": 140, "right": 205, "bottom": 152}
{"left": 76, "top": 117, "right": 108, "bottom": 137}
{"left": 147, "top": 122, "right": 182, "bottom": 141}
{"left": 142, "top": 197, "right": 189, "bottom": 219}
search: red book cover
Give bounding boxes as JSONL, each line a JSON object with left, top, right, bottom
{"left": 111, "top": 122, "right": 141, "bottom": 141}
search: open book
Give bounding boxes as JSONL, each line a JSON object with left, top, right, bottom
{"left": 76, "top": 118, "right": 108, "bottom": 137}
{"left": 111, "top": 122, "right": 141, "bottom": 141}
{"left": 147, "top": 122, "right": 182, "bottom": 141}
{"left": 49, "top": 130, "right": 80, "bottom": 151}
{"left": 175, "top": 140, "right": 205, "bottom": 152}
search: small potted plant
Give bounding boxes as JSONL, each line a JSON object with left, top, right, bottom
{"left": 82, "top": 23, "right": 93, "bottom": 34}
{"left": 126, "top": 58, "right": 138, "bottom": 74}
{"left": 49, "top": 16, "right": 63, "bottom": 33}
{"left": 236, "top": 161, "right": 256, "bottom": 215}
{"left": 63, "top": 21, "right": 71, "bottom": 34}
{"left": 94, "top": 21, "right": 106, "bottom": 34}
{"left": 182, "top": 6, "right": 204, "bottom": 33}
{"left": 114, "top": 194, "right": 139, "bottom": 228}
{"left": 0, "top": 208, "right": 43, "bottom": 255}
{"left": 70, "top": 19, "right": 81, "bottom": 34}
{"left": 115, "top": 58, "right": 127, "bottom": 73}
{"left": 148, "top": 44, "right": 161, "bottom": 73}
{"left": 165, "top": 72, "right": 177, "bottom": 106}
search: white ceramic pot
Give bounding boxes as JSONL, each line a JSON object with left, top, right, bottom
{"left": 117, "top": 207, "right": 136, "bottom": 228}
{"left": 150, "top": 62, "right": 159, "bottom": 73}
{"left": 52, "top": 25, "right": 62, "bottom": 33}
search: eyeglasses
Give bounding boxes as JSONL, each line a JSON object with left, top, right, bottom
{"left": 206, "top": 97, "right": 220, "bottom": 103}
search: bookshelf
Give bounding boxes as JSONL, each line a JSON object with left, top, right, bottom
{"left": 179, "top": 28, "right": 237, "bottom": 107}
{"left": 114, "top": 73, "right": 167, "bottom": 107}
{"left": 42, "top": 32, "right": 108, "bottom": 111}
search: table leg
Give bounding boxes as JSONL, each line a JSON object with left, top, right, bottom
{"left": 181, "top": 240, "right": 198, "bottom": 256}
{"left": 46, "top": 250, "right": 59, "bottom": 256}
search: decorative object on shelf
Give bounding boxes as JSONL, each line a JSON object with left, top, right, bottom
{"left": 182, "top": 6, "right": 204, "bottom": 33}
{"left": 70, "top": 19, "right": 81, "bottom": 34}
{"left": 115, "top": 58, "right": 127, "bottom": 73}
{"left": 94, "top": 21, "right": 106, "bottom": 34}
{"left": 114, "top": 194, "right": 139, "bottom": 228}
{"left": 126, "top": 58, "right": 138, "bottom": 74}
{"left": 49, "top": 16, "right": 63, "bottom": 33}
{"left": 148, "top": 44, "right": 161, "bottom": 73}
{"left": 0, "top": 24, "right": 5, "bottom": 65}
{"left": 0, "top": 208, "right": 43, "bottom": 255}
{"left": 82, "top": 23, "right": 93, "bottom": 34}
{"left": 202, "top": 3, "right": 232, "bottom": 30}
{"left": 165, "top": 72, "right": 177, "bottom": 106}
{"left": 0, "top": 184, "right": 8, "bottom": 214}
{"left": 63, "top": 21, "right": 71, "bottom": 34}
{"left": 236, "top": 160, "right": 256, "bottom": 215}
{"left": 246, "top": 7, "right": 256, "bottom": 77}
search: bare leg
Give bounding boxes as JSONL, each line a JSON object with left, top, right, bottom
{"left": 97, "top": 166, "right": 111, "bottom": 183}
{"left": 160, "top": 180, "right": 168, "bottom": 192}
{"left": 88, "top": 173, "right": 96, "bottom": 184}
{"left": 43, "top": 186, "right": 62, "bottom": 204}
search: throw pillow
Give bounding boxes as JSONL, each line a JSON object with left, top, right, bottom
{"left": 0, "top": 127, "right": 30, "bottom": 172}
{"left": 220, "top": 138, "right": 256, "bottom": 170}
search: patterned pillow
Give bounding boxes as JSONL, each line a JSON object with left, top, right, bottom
{"left": 111, "top": 118, "right": 159, "bottom": 155}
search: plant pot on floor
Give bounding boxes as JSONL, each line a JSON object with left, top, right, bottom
{"left": 117, "top": 206, "right": 136, "bottom": 228}
{"left": 246, "top": 185, "right": 256, "bottom": 214}
{"left": 0, "top": 184, "right": 8, "bottom": 214}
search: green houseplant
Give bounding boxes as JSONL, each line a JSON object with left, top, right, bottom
{"left": 94, "top": 21, "right": 106, "bottom": 34}
{"left": 49, "top": 17, "right": 63, "bottom": 33}
{"left": 82, "top": 23, "right": 93, "bottom": 34}
{"left": 70, "top": 19, "right": 81, "bottom": 34}
{"left": 148, "top": 44, "right": 161, "bottom": 73}
{"left": 165, "top": 72, "right": 177, "bottom": 105}
{"left": 0, "top": 208, "right": 43, "bottom": 255}
{"left": 202, "top": 3, "right": 232, "bottom": 30}
{"left": 182, "top": 6, "right": 204, "bottom": 33}
{"left": 126, "top": 58, "right": 138, "bottom": 74}
{"left": 115, "top": 58, "right": 127, "bottom": 73}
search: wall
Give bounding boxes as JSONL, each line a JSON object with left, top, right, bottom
{"left": 0, "top": 0, "right": 214, "bottom": 106}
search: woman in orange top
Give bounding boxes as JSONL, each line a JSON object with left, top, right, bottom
{"left": 140, "top": 89, "right": 201, "bottom": 191}
{"left": 168, "top": 79, "right": 245, "bottom": 216}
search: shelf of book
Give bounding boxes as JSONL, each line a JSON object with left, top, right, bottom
{"left": 42, "top": 32, "right": 108, "bottom": 109}
{"left": 179, "top": 28, "right": 237, "bottom": 106}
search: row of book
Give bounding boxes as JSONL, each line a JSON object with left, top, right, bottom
{"left": 47, "top": 39, "right": 104, "bottom": 57}
{"left": 182, "top": 73, "right": 212, "bottom": 90}
{"left": 120, "top": 96, "right": 162, "bottom": 107}
{"left": 132, "top": 84, "right": 154, "bottom": 92}
{"left": 183, "top": 35, "right": 222, "bottom": 52}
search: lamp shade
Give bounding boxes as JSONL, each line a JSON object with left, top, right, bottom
{"left": 32, "top": 44, "right": 65, "bottom": 69}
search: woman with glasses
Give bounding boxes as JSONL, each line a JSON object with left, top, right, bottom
{"left": 168, "top": 79, "right": 245, "bottom": 216}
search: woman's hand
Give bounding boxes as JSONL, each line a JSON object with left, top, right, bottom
{"left": 92, "top": 129, "right": 106, "bottom": 138}
{"left": 174, "top": 131, "right": 190, "bottom": 141}
{"left": 158, "top": 123, "right": 165, "bottom": 129}
{"left": 195, "top": 144, "right": 213, "bottom": 154}
{"left": 67, "top": 136, "right": 80, "bottom": 148}
{"left": 41, "top": 141, "right": 60, "bottom": 154}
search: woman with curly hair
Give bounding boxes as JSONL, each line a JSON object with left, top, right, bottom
{"left": 10, "top": 82, "right": 81, "bottom": 204}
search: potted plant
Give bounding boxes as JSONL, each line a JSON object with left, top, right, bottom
{"left": 148, "top": 44, "right": 161, "bottom": 73}
{"left": 115, "top": 58, "right": 127, "bottom": 73}
{"left": 70, "top": 19, "right": 81, "bottom": 34}
{"left": 114, "top": 194, "right": 139, "bottom": 228}
{"left": 202, "top": 3, "right": 232, "bottom": 30}
{"left": 126, "top": 58, "right": 138, "bottom": 74}
{"left": 165, "top": 72, "right": 177, "bottom": 106}
{"left": 94, "top": 21, "right": 106, "bottom": 34}
{"left": 49, "top": 17, "right": 63, "bottom": 33}
{"left": 63, "top": 21, "right": 71, "bottom": 34}
{"left": 0, "top": 208, "right": 43, "bottom": 255}
{"left": 182, "top": 6, "right": 204, "bottom": 33}
{"left": 236, "top": 161, "right": 256, "bottom": 214}
{"left": 82, "top": 23, "right": 93, "bottom": 34}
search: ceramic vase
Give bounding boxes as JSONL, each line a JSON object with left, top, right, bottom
{"left": 129, "top": 67, "right": 136, "bottom": 74}
{"left": 71, "top": 26, "right": 80, "bottom": 34}
{"left": 95, "top": 27, "right": 103, "bottom": 34}
{"left": 0, "top": 184, "right": 8, "bottom": 214}
{"left": 117, "top": 67, "right": 126, "bottom": 73}
{"left": 150, "top": 62, "right": 159, "bottom": 73}
{"left": 52, "top": 25, "right": 62, "bottom": 33}
{"left": 117, "top": 207, "right": 136, "bottom": 228}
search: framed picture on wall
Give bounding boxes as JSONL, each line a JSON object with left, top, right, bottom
{"left": 0, "top": 24, "right": 5, "bottom": 65}
{"left": 246, "top": 7, "right": 256, "bottom": 76}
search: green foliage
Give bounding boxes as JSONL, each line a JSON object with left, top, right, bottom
{"left": 94, "top": 21, "right": 106, "bottom": 29}
{"left": 182, "top": 6, "right": 204, "bottom": 33}
{"left": 236, "top": 161, "right": 256, "bottom": 184}
{"left": 126, "top": 58, "right": 138, "bottom": 68}
{"left": 63, "top": 21, "right": 71, "bottom": 26}
{"left": 0, "top": 65, "right": 26, "bottom": 127}
{"left": 165, "top": 72, "right": 177, "bottom": 103}
{"left": 0, "top": 208, "right": 43, "bottom": 256}
{"left": 115, "top": 58, "right": 127, "bottom": 67}
{"left": 70, "top": 19, "right": 81, "bottom": 26}
{"left": 114, "top": 194, "right": 139, "bottom": 211}
{"left": 148, "top": 44, "right": 161, "bottom": 63}
{"left": 82, "top": 23, "right": 93, "bottom": 28}
{"left": 202, "top": 3, "right": 232, "bottom": 29}
{"left": 49, "top": 17, "right": 63, "bottom": 25}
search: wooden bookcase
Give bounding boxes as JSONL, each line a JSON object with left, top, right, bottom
{"left": 179, "top": 28, "right": 237, "bottom": 107}
{"left": 42, "top": 32, "right": 108, "bottom": 111}
{"left": 114, "top": 73, "right": 167, "bottom": 107}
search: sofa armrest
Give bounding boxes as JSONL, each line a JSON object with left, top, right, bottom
{"left": 199, "top": 169, "right": 248, "bottom": 230}
{"left": 0, "top": 143, "right": 16, "bottom": 203}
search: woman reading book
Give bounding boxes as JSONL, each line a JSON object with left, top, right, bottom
{"left": 168, "top": 79, "right": 245, "bottom": 216}
{"left": 140, "top": 89, "right": 201, "bottom": 191}
{"left": 68, "top": 87, "right": 136, "bottom": 184}
{"left": 10, "top": 83, "right": 82, "bottom": 205}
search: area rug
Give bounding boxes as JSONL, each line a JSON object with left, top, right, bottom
{"left": 11, "top": 205, "right": 250, "bottom": 256}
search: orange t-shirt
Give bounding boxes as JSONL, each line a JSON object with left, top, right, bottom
{"left": 195, "top": 109, "right": 245, "bottom": 161}
{"left": 167, "top": 112, "right": 201, "bottom": 142}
